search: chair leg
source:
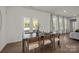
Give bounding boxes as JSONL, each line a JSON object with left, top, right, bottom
{"left": 22, "top": 39, "right": 25, "bottom": 53}
{"left": 26, "top": 41, "right": 29, "bottom": 53}
{"left": 50, "top": 39, "right": 53, "bottom": 50}
{"left": 38, "top": 40, "right": 41, "bottom": 53}
{"left": 38, "top": 40, "right": 44, "bottom": 52}
{"left": 50, "top": 38, "right": 55, "bottom": 50}
{"left": 58, "top": 40, "right": 61, "bottom": 48}
{"left": 53, "top": 38, "right": 56, "bottom": 50}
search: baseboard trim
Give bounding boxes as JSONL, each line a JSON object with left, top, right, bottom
{"left": 0, "top": 40, "right": 22, "bottom": 53}
{"left": 0, "top": 43, "right": 7, "bottom": 52}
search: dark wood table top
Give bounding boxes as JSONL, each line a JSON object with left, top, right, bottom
{"left": 23, "top": 32, "right": 60, "bottom": 40}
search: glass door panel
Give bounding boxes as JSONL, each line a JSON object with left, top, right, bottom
{"left": 53, "top": 15, "right": 58, "bottom": 34}
{"left": 24, "top": 17, "right": 30, "bottom": 31}
{"left": 32, "top": 18, "right": 39, "bottom": 31}
{"left": 59, "top": 16, "right": 63, "bottom": 33}
{"left": 64, "top": 18, "right": 68, "bottom": 33}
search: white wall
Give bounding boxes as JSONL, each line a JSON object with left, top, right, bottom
{"left": 6, "top": 7, "right": 50, "bottom": 43}
{"left": 0, "top": 7, "right": 7, "bottom": 51}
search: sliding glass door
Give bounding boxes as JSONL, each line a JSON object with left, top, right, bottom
{"left": 52, "top": 15, "right": 70, "bottom": 34}
{"left": 59, "top": 16, "right": 63, "bottom": 34}
{"left": 64, "top": 17, "right": 70, "bottom": 33}
{"left": 64, "top": 17, "right": 68, "bottom": 33}
{"left": 52, "top": 15, "right": 58, "bottom": 34}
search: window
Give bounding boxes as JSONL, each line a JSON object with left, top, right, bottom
{"left": 24, "top": 17, "right": 39, "bottom": 32}
{"left": 59, "top": 16, "right": 63, "bottom": 33}
{"left": 64, "top": 18, "right": 68, "bottom": 33}
{"left": 24, "top": 17, "right": 30, "bottom": 31}
{"left": 66, "top": 18, "right": 70, "bottom": 32}
{"left": 32, "top": 18, "right": 39, "bottom": 30}
{"left": 53, "top": 15, "right": 58, "bottom": 33}
{"left": 72, "top": 22, "right": 76, "bottom": 31}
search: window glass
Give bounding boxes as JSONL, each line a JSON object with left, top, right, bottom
{"left": 32, "top": 18, "right": 39, "bottom": 30}
{"left": 59, "top": 16, "right": 63, "bottom": 33}
{"left": 24, "top": 17, "right": 30, "bottom": 31}
{"left": 64, "top": 18, "right": 68, "bottom": 33}
{"left": 53, "top": 15, "right": 58, "bottom": 34}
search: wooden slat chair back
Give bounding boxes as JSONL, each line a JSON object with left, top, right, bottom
{"left": 53, "top": 34, "right": 61, "bottom": 48}
{"left": 28, "top": 36, "right": 39, "bottom": 43}
{"left": 43, "top": 35, "right": 51, "bottom": 40}
{"left": 50, "top": 34, "right": 55, "bottom": 38}
{"left": 26, "top": 36, "right": 39, "bottom": 53}
{"left": 42, "top": 35, "right": 51, "bottom": 46}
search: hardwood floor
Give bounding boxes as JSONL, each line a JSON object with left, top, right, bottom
{"left": 1, "top": 34, "right": 79, "bottom": 53}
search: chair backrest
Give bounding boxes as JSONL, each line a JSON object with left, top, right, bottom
{"left": 38, "top": 36, "right": 44, "bottom": 41}
{"left": 55, "top": 34, "right": 60, "bottom": 38}
{"left": 28, "top": 36, "right": 39, "bottom": 43}
{"left": 43, "top": 35, "right": 51, "bottom": 40}
{"left": 50, "top": 34, "right": 55, "bottom": 38}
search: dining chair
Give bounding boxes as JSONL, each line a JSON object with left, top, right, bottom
{"left": 26, "top": 36, "right": 39, "bottom": 53}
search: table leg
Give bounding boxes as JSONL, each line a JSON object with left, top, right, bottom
{"left": 53, "top": 37, "right": 55, "bottom": 49}
{"left": 26, "top": 41, "right": 29, "bottom": 53}
{"left": 58, "top": 35, "right": 61, "bottom": 48}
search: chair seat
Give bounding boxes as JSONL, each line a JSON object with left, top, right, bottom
{"left": 28, "top": 42, "right": 39, "bottom": 50}
{"left": 28, "top": 39, "right": 52, "bottom": 50}
{"left": 43, "top": 39, "right": 51, "bottom": 45}
{"left": 55, "top": 38, "right": 59, "bottom": 42}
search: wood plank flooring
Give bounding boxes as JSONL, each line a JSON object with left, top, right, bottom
{"left": 1, "top": 34, "right": 79, "bottom": 53}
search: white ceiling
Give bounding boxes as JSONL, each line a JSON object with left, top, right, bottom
{"left": 27, "top": 6, "right": 79, "bottom": 17}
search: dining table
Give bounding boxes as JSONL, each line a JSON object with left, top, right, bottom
{"left": 22, "top": 32, "right": 61, "bottom": 53}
